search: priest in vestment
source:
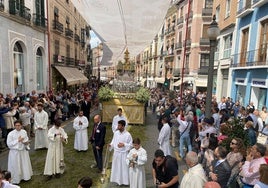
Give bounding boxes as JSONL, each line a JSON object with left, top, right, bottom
{"left": 7, "top": 120, "right": 33, "bottom": 184}
{"left": 73, "top": 111, "right": 88, "bottom": 151}
{"left": 34, "top": 103, "right": 49, "bottom": 149}
{"left": 157, "top": 117, "right": 171, "bottom": 156}
{"left": 44, "top": 120, "right": 68, "bottom": 178}
{"left": 126, "top": 138, "right": 147, "bottom": 188}
{"left": 110, "top": 120, "right": 133, "bottom": 186}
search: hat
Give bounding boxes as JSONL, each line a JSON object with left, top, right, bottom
{"left": 19, "top": 107, "right": 26, "bottom": 112}
{"left": 203, "top": 117, "right": 214, "bottom": 125}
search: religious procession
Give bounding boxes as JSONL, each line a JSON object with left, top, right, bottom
{"left": 1, "top": 0, "right": 268, "bottom": 188}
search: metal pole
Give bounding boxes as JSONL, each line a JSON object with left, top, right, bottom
{"left": 205, "top": 39, "right": 216, "bottom": 118}
{"left": 179, "top": 0, "right": 191, "bottom": 109}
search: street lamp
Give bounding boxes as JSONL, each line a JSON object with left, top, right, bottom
{"left": 205, "top": 15, "right": 220, "bottom": 118}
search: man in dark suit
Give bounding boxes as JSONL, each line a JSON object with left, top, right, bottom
{"left": 209, "top": 146, "right": 231, "bottom": 188}
{"left": 80, "top": 97, "right": 91, "bottom": 121}
{"left": 90, "top": 115, "right": 106, "bottom": 173}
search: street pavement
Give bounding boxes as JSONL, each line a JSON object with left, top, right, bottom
{"left": 0, "top": 108, "right": 187, "bottom": 187}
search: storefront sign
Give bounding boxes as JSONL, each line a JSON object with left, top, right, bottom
{"left": 235, "top": 78, "right": 246, "bottom": 85}
{"left": 252, "top": 79, "right": 267, "bottom": 88}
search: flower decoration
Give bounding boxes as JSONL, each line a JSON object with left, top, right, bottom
{"left": 135, "top": 87, "right": 150, "bottom": 103}
{"left": 98, "top": 86, "right": 114, "bottom": 101}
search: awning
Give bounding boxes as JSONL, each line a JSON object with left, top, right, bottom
{"left": 155, "top": 77, "right": 165, "bottom": 84}
{"left": 55, "top": 66, "right": 88, "bottom": 86}
{"left": 195, "top": 79, "right": 207, "bottom": 87}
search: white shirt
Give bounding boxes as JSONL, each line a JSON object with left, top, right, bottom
{"left": 112, "top": 114, "right": 128, "bottom": 133}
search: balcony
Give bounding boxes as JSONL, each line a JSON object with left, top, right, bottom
{"left": 175, "top": 42, "right": 183, "bottom": 50}
{"left": 81, "top": 41, "right": 85, "bottom": 48}
{"left": 65, "top": 57, "right": 75, "bottom": 65}
{"left": 9, "top": 1, "right": 31, "bottom": 21}
{"left": 252, "top": 0, "right": 268, "bottom": 8}
{"left": 53, "top": 20, "right": 64, "bottom": 33}
{"left": 165, "top": 26, "right": 175, "bottom": 36}
{"left": 74, "top": 34, "right": 80, "bottom": 43}
{"left": 198, "top": 66, "right": 209, "bottom": 75}
{"left": 231, "top": 48, "right": 268, "bottom": 68}
{"left": 33, "top": 13, "right": 47, "bottom": 28}
{"left": 185, "top": 11, "right": 193, "bottom": 21}
{"left": 199, "top": 38, "right": 210, "bottom": 46}
{"left": 177, "top": 16, "right": 184, "bottom": 26}
{"left": 65, "top": 28, "right": 74, "bottom": 38}
{"left": 237, "top": 0, "right": 253, "bottom": 18}
{"left": 184, "top": 39, "right": 192, "bottom": 48}
{"left": 202, "top": 8, "right": 212, "bottom": 17}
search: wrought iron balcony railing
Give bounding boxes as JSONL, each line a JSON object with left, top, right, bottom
{"left": 53, "top": 20, "right": 64, "bottom": 33}
{"left": 65, "top": 28, "right": 74, "bottom": 38}
{"left": 33, "top": 13, "right": 47, "bottom": 28}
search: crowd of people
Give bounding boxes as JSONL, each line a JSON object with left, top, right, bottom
{"left": 1, "top": 86, "right": 268, "bottom": 188}
{"left": 150, "top": 87, "right": 268, "bottom": 188}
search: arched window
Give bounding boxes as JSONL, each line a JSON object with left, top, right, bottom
{"left": 13, "top": 42, "right": 24, "bottom": 93}
{"left": 36, "top": 47, "right": 44, "bottom": 90}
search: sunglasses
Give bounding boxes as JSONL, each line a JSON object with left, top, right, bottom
{"left": 231, "top": 142, "right": 238, "bottom": 145}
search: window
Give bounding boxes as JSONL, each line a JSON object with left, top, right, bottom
{"left": 240, "top": 28, "right": 249, "bottom": 66}
{"left": 216, "top": 6, "right": 220, "bottom": 22}
{"left": 202, "top": 24, "right": 210, "bottom": 38}
{"left": 36, "top": 48, "right": 43, "bottom": 90}
{"left": 223, "top": 34, "right": 232, "bottom": 58}
{"left": 179, "top": 31, "right": 182, "bottom": 43}
{"left": 66, "top": 45, "right": 70, "bottom": 58}
{"left": 225, "top": 0, "right": 230, "bottom": 18}
{"left": 215, "top": 39, "right": 220, "bottom": 60}
{"left": 200, "top": 54, "right": 210, "bottom": 67}
{"left": 54, "top": 40, "right": 60, "bottom": 54}
{"left": 205, "top": 0, "right": 213, "bottom": 9}
{"left": 180, "top": 7, "right": 183, "bottom": 18}
{"left": 13, "top": 42, "right": 24, "bottom": 93}
{"left": 258, "top": 19, "right": 268, "bottom": 63}
{"left": 54, "top": 7, "right": 59, "bottom": 21}
{"left": 66, "top": 16, "right": 70, "bottom": 28}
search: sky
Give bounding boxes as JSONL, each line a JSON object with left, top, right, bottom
{"left": 90, "top": 30, "right": 101, "bottom": 48}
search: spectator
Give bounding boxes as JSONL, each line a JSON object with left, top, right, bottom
{"left": 152, "top": 149, "right": 179, "bottom": 188}
{"left": 254, "top": 164, "right": 268, "bottom": 188}
{"left": 180, "top": 151, "right": 207, "bottom": 188}
{"left": 204, "top": 181, "right": 221, "bottom": 188}
{"left": 240, "top": 143, "right": 266, "bottom": 186}
{"left": 126, "top": 138, "right": 147, "bottom": 188}
{"left": 209, "top": 146, "right": 231, "bottom": 188}
{"left": 244, "top": 121, "right": 257, "bottom": 146}
{"left": 80, "top": 97, "right": 91, "bottom": 121}
{"left": 78, "top": 176, "right": 92, "bottom": 188}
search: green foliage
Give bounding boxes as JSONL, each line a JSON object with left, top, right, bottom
{"left": 220, "top": 118, "right": 249, "bottom": 151}
{"left": 135, "top": 87, "right": 150, "bottom": 103}
{"left": 98, "top": 86, "right": 114, "bottom": 101}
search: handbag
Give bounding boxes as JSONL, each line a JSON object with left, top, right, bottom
{"left": 257, "top": 132, "right": 268, "bottom": 145}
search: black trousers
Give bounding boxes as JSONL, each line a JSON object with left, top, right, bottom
{"left": 92, "top": 142, "right": 103, "bottom": 170}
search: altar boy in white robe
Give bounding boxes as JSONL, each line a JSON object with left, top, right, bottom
{"left": 126, "top": 137, "right": 147, "bottom": 188}
{"left": 34, "top": 103, "right": 49, "bottom": 150}
{"left": 73, "top": 111, "right": 89, "bottom": 151}
{"left": 7, "top": 120, "right": 33, "bottom": 184}
{"left": 110, "top": 120, "right": 133, "bottom": 186}
{"left": 44, "top": 120, "right": 68, "bottom": 179}
{"left": 158, "top": 117, "right": 171, "bottom": 156}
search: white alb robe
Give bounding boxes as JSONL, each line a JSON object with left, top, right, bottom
{"left": 73, "top": 115, "right": 88, "bottom": 151}
{"left": 110, "top": 130, "right": 133, "bottom": 185}
{"left": 126, "top": 146, "right": 147, "bottom": 188}
{"left": 158, "top": 123, "right": 171, "bottom": 156}
{"left": 112, "top": 115, "right": 128, "bottom": 133}
{"left": 34, "top": 110, "right": 49, "bottom": 149}
{"left": 2, "top": 180, "right": 20, "bottom": 188}
{"left": 44, "top": 126, "right": 68, "bottom": 175}
{"left": 7, "top": 129, "right": 33, "bottom": 184}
